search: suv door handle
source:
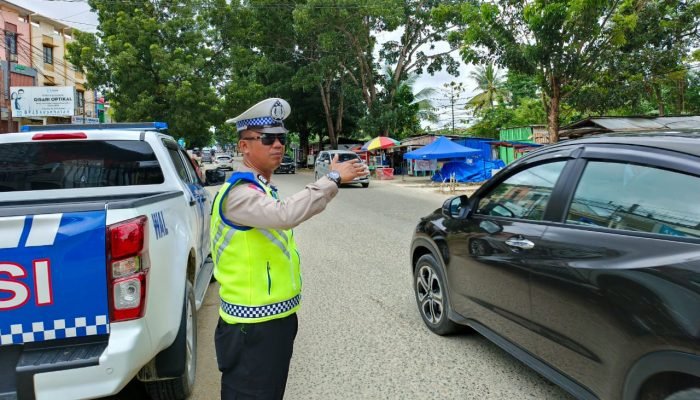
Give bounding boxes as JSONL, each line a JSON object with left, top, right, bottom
{"left": 505, "top": 236, "right": 535, "bottom": 250}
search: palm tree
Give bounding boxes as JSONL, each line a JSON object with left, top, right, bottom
{"left": 467, "top": 63, "right": 508, "bottom": 111}
{"left": 385, "top": 68, "right": 438, "bottom": 123}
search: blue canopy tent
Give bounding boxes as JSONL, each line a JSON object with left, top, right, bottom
{"left": 403, "top": 136, "right": 480, "bottom": 160}
{"left": 403, "top": 136, "right": 501, "bottom": 183}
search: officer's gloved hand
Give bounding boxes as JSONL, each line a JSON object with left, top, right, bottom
{"left": 330, "top": 154, "right": 370, "bottom": 183}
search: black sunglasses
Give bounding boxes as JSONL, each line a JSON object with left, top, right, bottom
{"left": 241, "top": 133, "right": 287, "bottom": 146}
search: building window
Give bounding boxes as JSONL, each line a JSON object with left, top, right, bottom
{"left": 76, "top": 90, "right": 85, "bottom": 108}
{"left": 43, "top": 46, "right": 53, "bottom": 64}
{"left": 6, "top": 32, "right": 16, "bottom": 55}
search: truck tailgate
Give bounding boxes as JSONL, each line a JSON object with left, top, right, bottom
{"left": 0, "top": 211, "right": 109, "bottom": 345}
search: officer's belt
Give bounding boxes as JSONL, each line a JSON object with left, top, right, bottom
{"left": 220, "top": 294, "right": 301, "bottom": 319}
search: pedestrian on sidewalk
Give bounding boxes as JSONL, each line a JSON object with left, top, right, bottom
{"left": 211, "top": 97, "right": 368, "bottom": 400}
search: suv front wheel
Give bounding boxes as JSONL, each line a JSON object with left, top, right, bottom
{"left": 413, "top": 254, "right": 459, "bottom": 335}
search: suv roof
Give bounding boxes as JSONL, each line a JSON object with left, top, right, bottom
{"left": 557, "top": 130, "right": 700, "bottom": 157}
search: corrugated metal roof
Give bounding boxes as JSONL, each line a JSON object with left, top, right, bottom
{"left": 591, "top": 118, "right": 665, "bottom": 130}
{"left": 560, "top": 116, "right": 700, "bottom": 138}
{"left": 657, "top": 116, "right": 700, "bottom": 129}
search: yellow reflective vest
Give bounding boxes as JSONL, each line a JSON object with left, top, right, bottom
{"left": 211, "top": 172, "right": 301, "bottom": 324}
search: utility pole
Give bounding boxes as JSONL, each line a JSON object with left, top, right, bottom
{"left": 5, "top": 30, "right": 13, "bottom": 132}
{"left": 442, "top": 81, "right": 464, "bottom": 135}
{"left": 450, "top": 89, "right": 455, "bottom": 135}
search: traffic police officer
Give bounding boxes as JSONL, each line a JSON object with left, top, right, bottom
{"left": 212, "top": 98, "right": 368, "bottom": 399}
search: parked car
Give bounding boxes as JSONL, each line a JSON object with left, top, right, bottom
{"left": 275, "top": 155, "right": 296, "bottom": 174}
{"left": 314, "top": 150, "right": 369, "bottom": 188}
{"left": 0, "top": 122, "right": 221, "bottom": 400}
{"left": 201, "top": 152, "right": 212, "bottom": 163}
{"left": 410, "top": 131, "right": 700, "bottom": 400}
{"left": 215, "top": 155, "right": 234, "bottom": 171}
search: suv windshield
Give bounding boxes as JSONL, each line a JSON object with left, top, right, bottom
{"left": 282, "top": 156, "right": 293, "bottom": 163}
{"left": 0, "top": 140, "right": 164, "bottom": 192}
{"left": 336, "top": 153, "right": 360, "bottom": 162}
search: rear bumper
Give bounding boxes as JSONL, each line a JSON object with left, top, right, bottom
{"left": 275, "top": 165, "right": 295, "bottom": 173}
{"left": 31, "top": 320, "right": 154, "bottom": 400}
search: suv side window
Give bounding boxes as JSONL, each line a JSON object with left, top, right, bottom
{"left": 162, "top": 140, "right": 189, "bottom": 182}
{"left": 318, "top": 152, "right": 329, "bottom": 163}
{"left": 180, "top": 148, "right": 201, "bottom": 184}
{"left": 566, "top": 161, "right": 700, "bottom": 238}
{"left": 476, "top": 161, "right": 566, "bottom": 220}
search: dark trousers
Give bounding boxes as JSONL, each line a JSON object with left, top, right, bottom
{"left": 215, "top": 313, "right": 298, "bottom": 400}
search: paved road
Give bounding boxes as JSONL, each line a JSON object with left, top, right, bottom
{"left": 113, "top": 168, "right": 571, "bottom": 399}
{"left": 190, "top": 169, "right": 571, "bottom": 400}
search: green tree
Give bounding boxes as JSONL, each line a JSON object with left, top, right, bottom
{"left": 686, "top": 69, "right": 700, "bottom": 115}
{"left": 294, "top": 0, "right": 462, "bottom": 137}
{"left": 503, "top": 71, "right": 539, "bottom": 106}
{"left": 618, "top": 0, "right": 700, "bottom": 116}
{"left": 67, "top": 0, "right": 220, "bottom": 147}
{"left": 451, "top": 1, "right": 643, "bottom": 142}
{"left": 568, "top": 1, "right": 700, "bottom": 117}
{"left": 373, "top": 69, "right": 437, "bottom": 138}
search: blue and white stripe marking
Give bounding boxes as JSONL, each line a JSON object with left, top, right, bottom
{"left": 0, "top": 315, "right": 109, "bottom": 345}
{"left": 0, "top": 211, "right": 110, "bottom": 346}
{"left": 221, "top": 295, "right": 300, "bottom": 319}
{"left": 0, "top": 214, "right": 62, "bottom": 249}
{"left": 236, "top": 116, "right": 279, "bottom": 131}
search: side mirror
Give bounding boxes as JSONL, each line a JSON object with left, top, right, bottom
{"left": 442, "top": 194, "right": 471, "bottom": 219}
{"left": 205, "top": 168, "right": 226, "bottom": 186}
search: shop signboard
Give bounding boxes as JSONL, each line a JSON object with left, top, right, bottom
{"left": 71, "top": 116, "right": 100, "bottom": 124}
{"left": 10, "top": 86, "right": 75, "bottom": 117}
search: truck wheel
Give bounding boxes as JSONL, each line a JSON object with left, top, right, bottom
{"left": 144, "top": 282, "right": 197, "bottom": 400}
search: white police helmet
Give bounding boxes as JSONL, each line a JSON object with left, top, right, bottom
{"left": 226, "top": 98, "right": 291, "bottom": 134}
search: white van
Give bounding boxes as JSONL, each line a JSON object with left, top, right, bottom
{"left": 314, "top": 150, "right": 369, "bottom": 188}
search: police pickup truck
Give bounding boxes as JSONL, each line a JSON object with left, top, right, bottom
{"left": 0, "top": 123, "right": 220, "bottom": 400}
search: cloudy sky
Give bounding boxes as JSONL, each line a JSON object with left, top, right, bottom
{"left": 14, "top": 0, "right": 100, "bottom": 31}
{"left": 15, "top": 0, "right": 478, "bottom": 130}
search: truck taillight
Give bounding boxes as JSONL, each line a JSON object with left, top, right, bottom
{"left": 107, "top": 216, "right": 149, "bottom": 322}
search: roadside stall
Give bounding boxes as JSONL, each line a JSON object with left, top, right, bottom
{"left": 360, "top": 136, "right": 400, "bottom": 179}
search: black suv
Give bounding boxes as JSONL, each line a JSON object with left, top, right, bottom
{"left": 275, "top": 155, "right": 296, "bottom": 174}
{"left": 411, "top": 131, "right": 700, "bottom": 400}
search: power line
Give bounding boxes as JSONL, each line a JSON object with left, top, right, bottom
{"left": 60, "top": 9, "right": 94, "bottom": 20}
{"left": 16, "top": 35, "right": 81, "bottom": 83}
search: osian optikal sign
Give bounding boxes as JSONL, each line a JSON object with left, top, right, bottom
{"left": 10, "top": 86, "right": 75, "bottom": 117}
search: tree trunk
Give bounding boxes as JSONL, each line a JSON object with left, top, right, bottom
{"left": 299, "top": 129, "right": 309, "bottom": 166}
{"left": 334, "top": 81, "right": 344, "bottom": 137}
{"left": 677, "top": 78, "right": 685, "bottom": 114}
{"left": 547, "top": 77, "right": 561, "bottom": 144}
{"left": 654, "top": 84, "right": 665, "bottom": 117}
{"left": 319, "top": 79, "right": 337, "bottom": 150}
